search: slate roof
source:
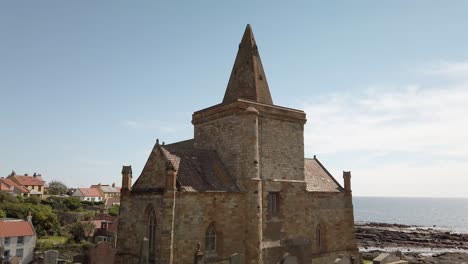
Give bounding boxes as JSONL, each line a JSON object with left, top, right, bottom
{"left": 0, "top": 219, "right": 35, "bottom": 237}
{"left": 91, "top": 185, "right": 119, "bottom": 193}
{"left": 160, "top": 146, "right": 240, "bottom": 192}
{"left": 304, "top": 157, "right": 343, "bottom": 192}
{"left": 77, "top": 188, "right": 102, "bottom": 197}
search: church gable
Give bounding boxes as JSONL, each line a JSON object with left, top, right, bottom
{"left": 132, "top": 143, "right": 171, "bottom": 190}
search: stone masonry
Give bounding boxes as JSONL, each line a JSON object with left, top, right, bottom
{"left": 115, "top": 24, "right": 359, "bottom": 264}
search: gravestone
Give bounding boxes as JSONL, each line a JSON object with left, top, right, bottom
{"left": 44, "top": 250, "right": 59, "bottom": 264}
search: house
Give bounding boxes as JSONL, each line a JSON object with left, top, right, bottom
{"left": 7, "top": 172, "right": 46, "bottom": 198}
{"left": 105, "top": 197, "right": 120, "bottom": 208}
{"left": 116, "top": 25, "right": 358, "bottom": 264}
{"left": 0, "top": 178, "right": 29, "bottom": 197}
{"left": 0, "top": 214, "right": 36, "bottom": 264}
{"left": 90, "top": 184, "right": 120, "bottom": 200}
{"left": 72, "top": 188, "right": 103, "bottom": 202}
{"left": 84, "top": 214, "right": 119, "bottom": 248}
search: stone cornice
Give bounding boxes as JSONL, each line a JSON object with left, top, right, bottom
{"left": 192, "top": 99, "right": 307, "bottom": 125}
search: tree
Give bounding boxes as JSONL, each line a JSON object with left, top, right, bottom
{"left": 68, "top": 221, "right": 96, "bottom": 242}
{"left": 48, "top": 180, "right": 68, "bottom": 195}
{"left": 0, "top": 209, "right": 6, "bottom": 218}
{"left": 108, "top": 204, "right": 120, "bottom": 216}
{"left": 63, "top": 197, "right": 81, "bottom": 211}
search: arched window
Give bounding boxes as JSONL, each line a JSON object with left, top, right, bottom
{"left": 148, "top": 210, "right": 157, "bottom": 261}
{"left": 205, "top": 224, "right": 216, "bottom": 252}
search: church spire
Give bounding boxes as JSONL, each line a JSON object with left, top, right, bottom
{"left": 222, "top": 24, "right": 273, "bottom": 105}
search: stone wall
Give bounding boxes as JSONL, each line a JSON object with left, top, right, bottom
{"left": 133, "top": 147, "right": 168, "bottom": 189}
{"left": 115, "top": 192, "right": 164, "bottom": 264}
{"left": 258, "top": 116, "right": 305, "bottom": 181}
{"left": 193, "top": 113, "right": 245, "bottom": 180}
{"left": 262, "top": 180, "right": 358, "bottom": 263}
{"left": 172, "top": 192, "right": 246, "bottom": 263}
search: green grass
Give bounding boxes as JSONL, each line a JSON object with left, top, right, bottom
{"left": 37, "top": 236, "right": 68, "bottom": 248}
{"left": 362, "top": 260, "right": 373, "bottom": 264}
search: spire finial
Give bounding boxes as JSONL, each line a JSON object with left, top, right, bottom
{"left": 222, "top": 24, "right": 273, "bottom": 105}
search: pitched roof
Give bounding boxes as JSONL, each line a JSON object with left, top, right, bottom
{"left": 100, "top": 185, "right": 119, "bottom": 193}
{"left": 78, "top": 188, "right": 102, "bottom": 197}
{"left": 105, "top": 197, "right": 120, "bottom": 207}
{"left": 223, "top": 24, "right": 273, "bottom": 105}
{"left": 304, "top": 157, "right": 343, "bottom": 192}
{"left": 11, "top": 175, "right": 44, "bottom": 186}
{"left": 0, "top": 219, "right": 35, "bottom": 237}
{"left": 91, "top": 185, "right": 119, "bottom": 193}
{"left": 0, "top": 182, "right": 12, "bottom": 192}
{"left": 160, "top": 146, "right": 240, "bottom": 192}
{"left": 0, "top": 178, "right": 29, "bottom": 193}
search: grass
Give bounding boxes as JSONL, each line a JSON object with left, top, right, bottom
{"left": 37, "top": 236, "right": 68, "bottom": 248}
{"left": 362, "top": 260, "right": 373, "bottom": 264}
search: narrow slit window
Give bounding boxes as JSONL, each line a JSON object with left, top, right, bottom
{"left": 267, "top": 192, "right": 279, "bottom": 215}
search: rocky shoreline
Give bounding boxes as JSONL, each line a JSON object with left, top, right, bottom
{"left": 355, "top": 222, "right": 468, "bottom": 264}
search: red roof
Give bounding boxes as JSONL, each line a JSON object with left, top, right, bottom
{"left": 0, "top": 220, "right": 35, "bottom": 237}
{"left": 0, "top": 178, "right": 29, "bottom": 193}
{"left": 79, "top": 188, "right": 102, "bottom": 197}
{"left": 0, "top": 182, "right": 12, "bottom": 192}
{"left": 12, "top": 175, "right": 44, "bottom": 186}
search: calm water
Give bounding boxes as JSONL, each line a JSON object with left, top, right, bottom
{"left": 353, "top": 197, "right": 468, "bottom": 233}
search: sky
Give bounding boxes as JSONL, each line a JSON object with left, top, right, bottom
{"left": 1, "top": 1, "right": 468, "bottom": 197}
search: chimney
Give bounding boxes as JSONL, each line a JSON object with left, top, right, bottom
{"left": 165, "top": 169, "right": 177, "bottom": 190}
{"left": 112, "top": 182, "right": 115, "bottom": 188}
{"left": 121, "top": 165, "right": 133, "bottom": 192}
{"left": 343, "top": 171, "right": 352, "bottom": 195}
{"left": 27, "top": 211, "right": 32, "bottom": 222}
{"left": 33, "top": 173, "right": 37, "bottom": 177}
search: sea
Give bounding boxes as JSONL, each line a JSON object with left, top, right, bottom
{"left": 353, "top": 196, "right": 468, "bottom": 233}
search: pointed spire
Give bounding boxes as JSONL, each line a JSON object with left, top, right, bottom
{"left": 223, "top": 24, "right": 273, "bottom": 105}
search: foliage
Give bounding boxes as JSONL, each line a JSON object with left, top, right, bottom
{"left": 0, "top": 209, "right": 6, "bottom": 218}
{"left": 42, "top": 196, "right": 82, "bottom": 212}
{"left": 48, "top": 180, "right": 68, "bottom": 195}
{"left": 42, "top": 196, "right": 66, "bottom": 210}
{"left": 63, "top": 197, "right": 82, "bottom": 211}
{"left": 0, "top": 191, "right": 18, "bottom": 204}
{"left": 80, "top": 200, "right": 104, "bottom": 206}
{"left": 108, "top": 204, "right": 120, "bottom": 216}
{"left": 26, "top": 195, "right": 40, "bottom": 205}
{"left": 37, "top": 236, "right": 68, "bottom": 249}
{"left": 68, "top": 221, "right": 96, "bottom": 243}
{"left": 1, "top": 202, "right": 60, "bottom": 236}
{"left": 80, "top": 210, "right": 95, "bottom": 221}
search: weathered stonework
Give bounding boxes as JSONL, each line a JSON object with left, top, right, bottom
{"left": 116, "top": 24, "right": 358, "bottom": 264}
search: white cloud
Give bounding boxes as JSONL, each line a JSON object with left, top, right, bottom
{"left": 421, "top": 60, "right": 468, "bottom": 79}
{"left": 303, "top": 60, "right": 468, "bottom": 197}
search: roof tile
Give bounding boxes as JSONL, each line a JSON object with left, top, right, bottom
{"left": 0, "top": 220, "right": 35, "bottom": 237}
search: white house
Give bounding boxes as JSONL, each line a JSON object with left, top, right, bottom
{"left": 0, "top": 215, "right": 36, "bottom": 264}
{"left": 72, "top": 188, "right": 103, "bottom": 202}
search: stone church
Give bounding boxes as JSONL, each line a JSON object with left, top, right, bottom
{"left": 116, "top": 25, "right": 358, "bottom": 264}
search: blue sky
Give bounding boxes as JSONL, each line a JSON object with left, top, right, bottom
{"left": 1, "top": 1, "right": 468, "bottom": 197}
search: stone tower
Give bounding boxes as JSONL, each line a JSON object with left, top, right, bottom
{"left": 116, "top": 24, "right": 358, "bottom": 264}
